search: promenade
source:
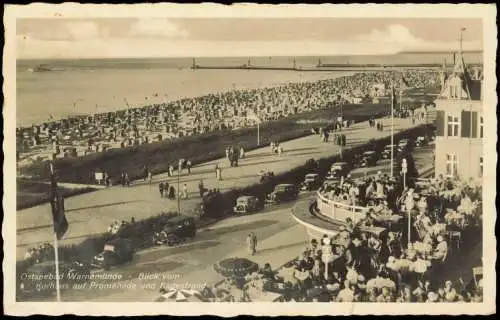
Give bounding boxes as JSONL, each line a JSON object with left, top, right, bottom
{"left": 16, "top": 113, "right": 432, "bottom": 260}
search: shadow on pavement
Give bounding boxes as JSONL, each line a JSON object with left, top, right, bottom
{"left": 256, "top": 240, "right": 308, "bottom": 256}
{"left": 139, "top": 240, "right": 221, "bottom": 262}
{"left": 66, "top": 200, "right": 146, "bottom": 213}
{"left": 203, "top": 219, "right": 278, "bottom": 238}
{"left": 284, "top": 150, "right": 323, "bottom": 157}
{"left": 236, "top": 158, "right": 285, "bottom": 169}
{"left": 17, "top": 224, "right": 54, "bottom": 233}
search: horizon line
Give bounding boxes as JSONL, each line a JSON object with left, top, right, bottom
{"left": 17, "top": 49, "right": 484, "bottom": 61}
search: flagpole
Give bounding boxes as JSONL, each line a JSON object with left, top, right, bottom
{"left": 53, "top": 231, "right": 61, "bottom": 301}
{"left": 177, "top": 159, "right": 181, "bottom": 215}
{"left": 257, "top": 107, "right": 260, "bottom": 146}
{"left": 49, "top": 162, "right": 62, "bottom": 302}
{"left": 257, "top": 82, "right": 261, "bottom": 146}
{"left": 390, "top": 78, "right": 395, "bottom": 178}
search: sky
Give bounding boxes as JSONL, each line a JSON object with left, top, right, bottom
{"left": 16, "top": 18, "right": 483, "bottom": 59}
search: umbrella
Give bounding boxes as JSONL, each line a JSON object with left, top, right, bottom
{"left": 155, "top": 288, "right": 208, "bottom": 302}
{"left": 366, "top": 276, "right": 396, "bottom": 291}
{"left": 214, "top": 257, "right": 259, "bottom": 278}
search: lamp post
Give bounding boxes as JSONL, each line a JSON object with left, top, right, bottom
{"left": 402, "top": 158, "right": 408, "bottom": 190}
{"left": 177, "top": 159, "right": 182, "bottom": 215}
{"left": 390, "top": 80, "right": 395, "bottom": 178}
{"left": 405, "top": 189, "right": 415, "bottom": 249}
{"left": 321, "top": 237, "right": 334, "bottom": 280}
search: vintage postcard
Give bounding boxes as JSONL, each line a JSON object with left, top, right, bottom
{"left": 3, "top": 3, "right": 497, "bottom": 316}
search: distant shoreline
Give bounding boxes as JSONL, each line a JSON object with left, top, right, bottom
{"left": 16, "top": 50, "right": 484, "bottom": 62}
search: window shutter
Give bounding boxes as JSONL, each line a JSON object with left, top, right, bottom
{"left": 471, "top": 111, "right": 478, "bottom": 138}
{"left": 435, "top": 110, "right": 445, "bottom": 136}
{"left": 461, "top": 111, "right": 471, "bottom": 138}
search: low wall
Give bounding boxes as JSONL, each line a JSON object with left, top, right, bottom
{"left": 316, "top": 191, "right": 367, "bottom": 224}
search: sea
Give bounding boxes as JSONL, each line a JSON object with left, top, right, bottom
{"left": 16, "top": 52, "right": 482, "bottom": 127}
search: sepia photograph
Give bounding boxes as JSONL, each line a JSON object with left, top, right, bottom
{"left": 3, "top": 3, "right": 497, "bottom": 316}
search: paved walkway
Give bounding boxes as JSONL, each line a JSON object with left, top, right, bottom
{"left": 17, "top": 112, "right": 433, "bottom": 259}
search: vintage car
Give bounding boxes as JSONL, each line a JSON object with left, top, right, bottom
{"left": 91, "top": 238, "right": 135, "bottom": 270}
{"left": 415, "top": 136, "right": 428, "bottom": 147}
{"left": 397, "top": 139, "right": 412, "bottom": 153}
{"left": 300, "top": 173, "right": 322, "bottom": 191}
{"left": 18, "top": 260, "right": 90, "bottom": 298}
{"left": 360, "top": 151, "right": 378, "bottom": 167}
{"left": 265, "top": 184, "right": 299, "bottom": 204}
{"left": 381, "top": 144, "right": 397, "bottom": 159}
{"left": 325, "top": 162, "right": 351, "bottom": 180}
{"left": 153, "top": 216, "right": 197, "bottom": 246}
{"left": 233, "top": 195, "right": 263, "bottom": 214}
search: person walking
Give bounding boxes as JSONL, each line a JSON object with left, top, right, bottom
{"left": 148, "top": 169, "right": 153, "bottom": 184}
{"left": 168, "top": 164, "right": 174, "bottom": 177}
{"left": 186, "top": 160, "right": 192, "bottom": 174}
{"left": 198, "top": 180, "right": 205, "bottom": 197}
{"left": 182, "top": 183, "right": 188, "bottom": 199}
{"left": 121, "top": 172, "right": 125, "bottom": 187}
{"left": 159, "top": 182, "right": 164, "bottom": 198}
{"left": 246, "top": 233, "right": 257, "bottom": 256}
{"left": 216, "top": 164, "right": 222, "bottom": 181}
{"left": 124, "top": 172, "right": 130, "bottom": 186}
{"left": 168, "top": 185, "right": 176, "bottom": 200}
{"left": 164, "top": 181, "right": 169, "bottom": 196}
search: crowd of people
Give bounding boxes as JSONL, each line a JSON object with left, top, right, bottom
{"left": 24, "top": 242, "right": 54, "bottom": 263}
{"left": 17, "top": 70, "right": 440, "bottom": 166}
{"left": 189, "top": 174, "right": 482, "bottom": 303}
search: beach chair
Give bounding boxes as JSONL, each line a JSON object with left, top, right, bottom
{"left": 446, "top": 230, "right": 461, "bottom": 253}
{"left": 472, "top": 267, "right": 483, "bottom": 287}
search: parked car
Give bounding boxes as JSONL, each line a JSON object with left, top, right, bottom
{"left": 397, "top": 139, "right": 412, "bottom": 153}
{"left": 18, "top": 260, "right": 90, "bottom": 299}
{"left": 156, "top": 216, "right": 197, "bottom": 246}
{"left": 360, "top": 151, "right": 378, "bottom": 167}
{"left": 300, "top": 173, "right": 322, "bottom": 191}
{"left": 381, "top": 144, "right": 397, "bottom": 159}
{"left": 265, "top": 184, "right": 299, "bottom": 204}
{"left": 326, "top": 162, "right": 351, "bottom": 180}
{"left": 91, "top": 238, "right": 135, "bottom": 270}
{"left": 233, "top": 195, "right": 263, "bottom": 214}
{"left": 415, "top": 136, "right": 428, "bottom": 147}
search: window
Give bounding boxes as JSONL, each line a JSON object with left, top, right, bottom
{"left": 479, "top": 157, "right": 483, "bottom": 178}
{"left": 446, "top": 154, "right": 458, "bottom": 177}
{"left": 447, "top": 115, "right": 460, "bottom": 137}
{"left": 479, "top": 116, "right": 484, "bottom": 138}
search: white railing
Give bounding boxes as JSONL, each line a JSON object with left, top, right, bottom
{"left": 316, "top": 191, "right": 368, "bottom": 224}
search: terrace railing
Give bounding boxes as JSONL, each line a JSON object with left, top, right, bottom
{"left": 316, "top": 191, "right": 368, "bottom": 223}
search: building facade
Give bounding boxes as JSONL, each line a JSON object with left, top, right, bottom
{"left": 434, "top": 52, "right": 483, "bottom": 183}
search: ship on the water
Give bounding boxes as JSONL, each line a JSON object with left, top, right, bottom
{"left": 27, "top": 64, "right": 64, "bottom": 72}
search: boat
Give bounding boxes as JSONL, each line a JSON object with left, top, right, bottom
{"left": 27, "top": 64, "right": 64, "bottom": 72}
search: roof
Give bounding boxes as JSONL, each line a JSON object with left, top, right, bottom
{"left": 305, "top": 173, "right": 319, "bottom": 176}
{"left": 363, "top": 150, "right": 376, "bottom": 154}
{"left": 237, "top": 195, "right": 257, "bottom": 200}
{"left": 276, "top": 183, "right": 294, "bottom": 187}
{"left": 332, "top": 162, "right": 348, "bottom": 166}
{"left": 439, "top": 52, "right": 482, "bottom": 101}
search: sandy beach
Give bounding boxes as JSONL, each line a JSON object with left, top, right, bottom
{"left": 17, "top": 64, "right": 353, "bottom": 127}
